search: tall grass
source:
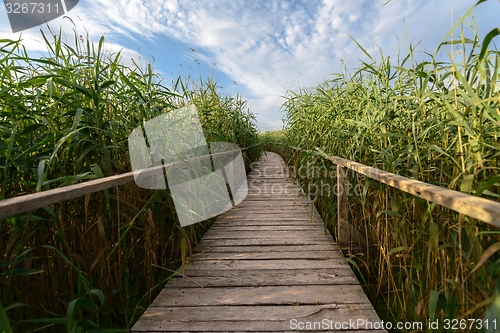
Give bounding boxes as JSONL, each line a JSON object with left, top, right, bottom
{"left": 0, "top": 29, "right": 259, "bottom": 332}
{"left": 278, "top": 13, "right": 500, "bottom": 332}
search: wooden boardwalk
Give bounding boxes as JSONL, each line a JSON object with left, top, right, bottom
{"left": 131, "top": 152, "right": 386, "bottom": 332}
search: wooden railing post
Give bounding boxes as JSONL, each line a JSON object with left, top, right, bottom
{"left": 337, "top": 165, "right": 349, "bottom": 251}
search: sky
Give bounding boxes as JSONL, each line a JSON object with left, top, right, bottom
{"left": 0, "top": 0, "right": 499, "bottom": 131}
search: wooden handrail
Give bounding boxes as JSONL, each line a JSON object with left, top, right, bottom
{"left": 327, "top": 155, "right": 500, "bottom": 227}
{"left": 0, "top": 144, "right": 260, "bottom": 219}
{"left": 274, "top": 144, "right": 500, "bottom": 238}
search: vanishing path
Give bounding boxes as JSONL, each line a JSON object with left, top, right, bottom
{"left": 131, "top": 152, "right": 385, "bottom": 332}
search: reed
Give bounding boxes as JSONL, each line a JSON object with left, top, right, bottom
{"left": 275, "top": 9, "right": 500, "bottom": 332}
{"left": 0, "top": 30, "right": 259, "bottom": 332}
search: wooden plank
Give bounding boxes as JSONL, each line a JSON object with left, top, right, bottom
{"left": 190, "top": 251, "right": 343, "bottom": 260}
{"left": 208, "top": 226, "right": 325, "bottom": 231}
{"left": 214, "top": 220, "right": 324, "bottom": 226}
{"left": 241, "top": 195, "right": 306, "bottom": 199}
{"left": 248, "top": 175, "right": 290, "bottom": 178}
{"left": 215, "top": 217, "right": 323, "bottom": 222}
{"left": 193, "top": 245, "right": 336, "bottom": 253}
{"left": 245, "top": 186, "right": 302, "bottom": 190}
{"left": 184, "top": 259, "right": 349, "bottom": 271}
{"left": 241, "top": 189, "right": 304, "bottom": 192}
{"left": 212, "top": 222, "right": 325, "bottom": 228}
{"left": 247, "top": 182, "right": 299, "bottom": 185}
{"left": 245, "top": 179, "right": 299, "bottom": 183}
{"left": 132, "top": 304, "right": 386, "bottom": 332}
{"left": 151, "top": 285, "right": 371, "bottom": 307}
{"left": 229, "top": 209, "right": 314, "bottom": 214}
{"left": 227, "top": 209, "right": 315, "bottom": 215}
{"left": 221, "top": 212, "right": 320, "bottom": 219}
{"left": 134, "top": 328, "right": 386, "bottom": 333}
{"left": 172, "top": 266, "right": 364, "bottom": 280}
{"left": 197, "top": 238, "right": 335, "bottom": 247}
{"left": 167, "top": 269, "right": 359, "bottom": 288}
{"left": 135, "top": 304, "right": 373, "bottom": 321}
{"left": 246, "top": 181, "right": 298, "bottom": 185}
{"left": 216, "top": 215, "right": 322, "bottom": 220}
{"left": 236, "top": 201, "right": 311, "bottom": 205}
{"left": 202, "top": 230, "right": 328, "bottom": 239}
{"left": 223, "top": 204, "right": 315, "bottom": 209}
{"left": 231, "top": 205, "right": 312, "bottom": 210}
{"left": 239, "top": 196, "right": 310, "bottom": 200}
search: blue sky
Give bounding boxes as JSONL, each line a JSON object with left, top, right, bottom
{"left": 1, "top": 0, "right": 499, "bottom": 131}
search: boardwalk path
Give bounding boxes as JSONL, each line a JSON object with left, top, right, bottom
{"left": 131, "top": 152, "right": 386, "bottom": 332}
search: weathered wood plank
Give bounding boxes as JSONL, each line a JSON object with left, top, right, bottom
{"left": 197, "top": 238, "right": 335, "bottom": 247}
{"left": 202, "top": 230, "right": 328, "bottom": 239}
{"left": 190, "top": 251, "right": 343, "bottom": 260}
{"left": 135, "top": 329, "right": 387, "bottom": 333}
{"left": 208, "top": 225, "right": 324, "bottom": 231}
{"left": 135, "top": 304, "right": 372, "bottom": 321}
{"left": 168, "top": 269, "right": 359, "bottom": 288}
{"left": 132, "top": 304, "right": 386, "bottom": 332}
{"left": 235, "top": 202, "right": 312, "bottom": 206}
{"left": 214, "top": 218, "right": 324, "bottom": 224}
{"left": 229, "top": 206, "right": 313, "bottom": 212}
{"left": 212, "top": 223, "right": 325, "bottom": 228}
{"left": 172, "top": 267, "right": 358, "bottom": 278}
{"left": 245, "top": 187, "right": 300, "bottom": 191}
{"left": 216, "top": 213, "right": 321, "bottom": 220}
{"left": 193, "top": 245, "right": 336, "bottom": 253}
{"left": 151, "top": 285, "right": 371, "bottom": 307}
{"left": 184, "top": 259, "right": 349, "bottom": 271}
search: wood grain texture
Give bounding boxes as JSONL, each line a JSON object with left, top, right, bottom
{"left": 193, "top": 245, "right": 335, "bottom": 253}
{"left": 132, "top": 304, "right": 386, "bottom": 332}
{"left": 166, "top": 269, "right": 359, "bottom": 288}
{"left": 330, "top": 155, "right": 500, "bottom": 227}
{"left": 131, "top": 152, "right": 385, "bottom": 332}
{"left": 337, "top": 165, "right": 349, "bottom": 250}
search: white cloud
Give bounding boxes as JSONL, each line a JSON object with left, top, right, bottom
{"left": 0, "top": 3, "right": 145, "bottom": 71}
{"left": 1, "top": 0, "right": 499, "bottom": 130}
